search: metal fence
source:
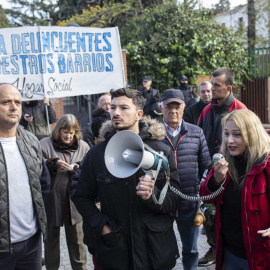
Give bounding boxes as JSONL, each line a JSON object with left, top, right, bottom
{"left": 246, "top": 47, "right": 270, "bottom": 78}
{"left": 241, "top": 77, "right": 269, "bottom": 124}
{"left": 63, "top": 94, "right": 102, "bottom": 132}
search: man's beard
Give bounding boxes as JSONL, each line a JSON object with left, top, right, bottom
{"left": 112, "top": 119, "right": 137, "bottom": 131}
{"left": 113, "top": 123, "right": 134, "bottom": 131}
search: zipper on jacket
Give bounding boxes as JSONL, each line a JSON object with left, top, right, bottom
{"left": 244, "top": 176, "right": 254, "bottom": 270}
{"left": 0, "top": 143, "right": 13, "bottom": 254}
{"left": 166, "top": 132, "right": 188, "bottom": 166}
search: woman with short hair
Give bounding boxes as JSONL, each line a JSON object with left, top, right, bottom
{"left": 40, "top": 114, "right": 89, "bottom": 270}
{"left": 200, "top": 109, "right": 270, "bottom": 270}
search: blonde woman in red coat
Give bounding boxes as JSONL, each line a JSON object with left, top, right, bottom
{"left": 200, "top": 109, "right": 270, "bottom": 270}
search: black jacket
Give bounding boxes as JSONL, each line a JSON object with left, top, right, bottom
{"left": 139, "top": 87, "right": 161, "bottom": 118}
{"left": 82, "top": 121, "right": 95, "bottom": 148}
{"left": 162, "top": 120, "right": 210, "bottom": 213}
{"left": 0, "top": 128, "right": 47, "bottom": 253}
{"left": 72, "top": 117, "right": 180, "bottom": 270}
{"left": 183, "top": 99, "right": 210, "bottom": 125}
{"left": 198, "top": 92, "right": 247, "bottom": 157}
{"left": 175, "top": 86, "right": 197, "bottom": 107}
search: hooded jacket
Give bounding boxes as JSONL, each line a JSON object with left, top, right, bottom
{"left": 0, "top": 128, "right": 47, "bottom": 253}
{"left": 200, "top": 154, "right": 270, "bottom": 270}
{"left": 198, "top": 92, "right": 247, "bottom": 158}
{"left": 72, "top": 117, "right": 181, "bottom": 270}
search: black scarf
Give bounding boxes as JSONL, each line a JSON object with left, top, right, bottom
{"left": 52, "top": 138, "right": 79, "bottom": 153}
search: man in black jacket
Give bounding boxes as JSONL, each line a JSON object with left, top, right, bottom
{"left": 83, "top": 93, "right": 111, "bottom": 147}
{"left": 175, "top": 75, "right": 197, "bottom": 108}
{"left": 160, "top": 89, "right": 210, "bottom": 270}
{"left": 72, "top": 88, "right": 180, "bottom": 270}
{"left": 0, "top": 83, "right": 48, "bottom": 270}
{"left": 139, "top": 75, "right": 162, "bottom": 119}
{"left": 183, "top": 81, "right": 212, "bottom": 125}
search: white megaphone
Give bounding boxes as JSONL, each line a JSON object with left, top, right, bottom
{"left": 104, "top": 130, "right": 169, "bottom": 204}
{"left": 104, "top": 130, "right": 168, "bottom": 179}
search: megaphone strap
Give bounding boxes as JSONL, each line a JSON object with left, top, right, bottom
{"left": 143, "top": 145, "right": 170, "bottom": 205}
{"left": 143, "top": 143, "right": 166, "bottom": 159}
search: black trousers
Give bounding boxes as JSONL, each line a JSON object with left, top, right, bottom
{"left": 0, "top": 230, "right": 42, "bottom": 270}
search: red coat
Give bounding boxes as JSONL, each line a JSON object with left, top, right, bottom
{"left": 200, "top": 154, "right": 270, "bottom": 270}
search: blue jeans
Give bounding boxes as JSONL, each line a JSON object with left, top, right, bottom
{"left": 175, "top": 208, "right": 199, "bottom": 270}
{"left": 223, "top": 248, "right": 248, "bottom": 270}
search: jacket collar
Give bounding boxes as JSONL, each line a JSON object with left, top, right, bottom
{"left": 211, "top": 91, "right": 235, "bottom": 112}
{"left": 99, "top": 116, "right": 166, "bottom": 142}
{"left": 199, "top": 99, "right": 211, "bottom": 106}
{"left": 248, "top": 152, "right": 269, "bottom": 175}
{"left": 16, "top": 127, "right": 23, "bottom": 140}
{"left": 142, "top": 87, "right": 153, "bottom": 93}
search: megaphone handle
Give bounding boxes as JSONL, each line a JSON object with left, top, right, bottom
{"left": 143, "top": 170, "right": 168, "bottom": 205}
{"left": 143, "top": 170, "right": 159, "bottom": 204}
{"left": 144, "top": 170, "right": 155, "bottom": 180}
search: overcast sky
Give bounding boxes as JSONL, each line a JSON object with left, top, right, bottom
{"left": 2, "top": 0, "right": 10, "bottom": 9}
{"left": 201, "top": 0, "right": 247, "bottom": 8}
{"left": 1, "top": 0, "right": 248, "bottom": 10}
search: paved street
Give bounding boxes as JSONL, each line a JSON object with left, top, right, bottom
{"left": 42, "top": 222, "right": 215, "bottom": 270}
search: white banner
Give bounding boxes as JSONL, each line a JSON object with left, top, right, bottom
{"left": 0, "top": 26, "right": 125, "bottom": 100}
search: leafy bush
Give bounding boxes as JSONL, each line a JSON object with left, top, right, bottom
{"left": 122, "top": 2, "right": 248, "bottom": 92}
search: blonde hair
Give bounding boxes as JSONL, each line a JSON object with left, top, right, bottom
{"left": 221, "top": 109, "right": 270, "bottom": 185}
{"left": 52, "top": 114, "right": 81, "bottom": 141}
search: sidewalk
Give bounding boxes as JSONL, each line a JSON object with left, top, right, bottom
{"left": 42, "top": 222, "right": 215, "bottom": 270}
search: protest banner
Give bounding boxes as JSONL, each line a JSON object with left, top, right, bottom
{"left": 0, "top": 26, "right": 125, "bottom": 100}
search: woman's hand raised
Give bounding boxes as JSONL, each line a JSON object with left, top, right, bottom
{"left": 213, "top": 157, "right": 229, "bottom": 185}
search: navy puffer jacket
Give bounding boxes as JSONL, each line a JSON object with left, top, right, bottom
{"left": 162, "top": 120, "right": 210, "bottom": 213}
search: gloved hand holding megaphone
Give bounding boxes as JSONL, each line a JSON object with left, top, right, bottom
{"left": 105, "top": 130, "right": 170, "bottom": 204}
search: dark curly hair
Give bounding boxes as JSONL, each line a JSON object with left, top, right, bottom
{"left": 110, "top": 88, "right": 145, "bottom": 110}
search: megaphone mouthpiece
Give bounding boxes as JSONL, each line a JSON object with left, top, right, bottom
{"left": 122, "top": 149, "right": 143, "bottom": 165}
{"left": 123, "top": 149, "right": 156, "bottom": 170}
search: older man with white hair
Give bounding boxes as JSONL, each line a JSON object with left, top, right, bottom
{"left": 160, "top": 89, "right": 210, "bottom": 270}
{"left": 83, "top": 93, "right": 111, "bottom": 147}
{"left": 183, "top": 81, "right": 212, "bottom": 125}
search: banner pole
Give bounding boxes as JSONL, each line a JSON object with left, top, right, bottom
{"left": 45, "top": 105, "right": 51, "bottom": 134}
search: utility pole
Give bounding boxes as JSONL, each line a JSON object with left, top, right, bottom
{"left": 247, "top": 0, "right": 256, "bottom": 49}
{"left": 44, "top": 12, "right": 52, "bottom": 26}
{"left": 44, "top": 12, "right": 53, "bottom": 134}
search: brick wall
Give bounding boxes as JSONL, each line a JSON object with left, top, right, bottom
{"left": 197, "top": 75, "right": 210, "bottom": 85}
{"left": 50, "top": 98, "right": 64, "bottom": 130}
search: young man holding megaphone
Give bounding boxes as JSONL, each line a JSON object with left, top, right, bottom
{"left": 72, "top": 88, "right": 181, "bottom": 270}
